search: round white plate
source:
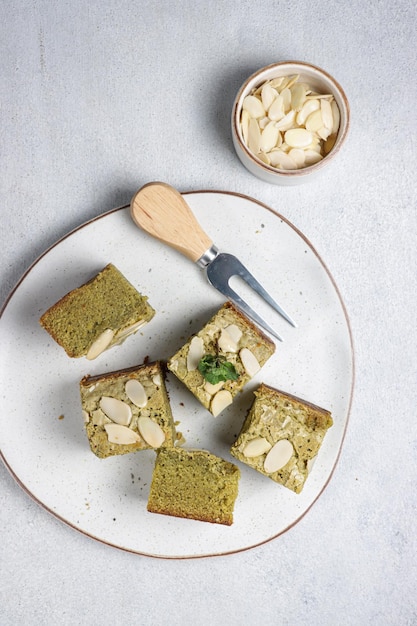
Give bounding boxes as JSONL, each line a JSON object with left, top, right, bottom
{"left": 0, "top": 191, "right": 354, "bottom": 558}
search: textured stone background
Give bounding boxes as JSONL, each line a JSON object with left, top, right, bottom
{"left": 1, "top": 1, "right": 416, "bottom": 624}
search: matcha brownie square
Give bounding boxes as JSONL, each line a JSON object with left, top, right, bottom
{"left": 40, "top": 263, "right": 155, "bottom": 359}
{"left": 167, "top": 302, "right": 275, "bottom": 417}
{"left": 147, "top": 447, "right": 240, "bottom": 525}
{"left": 230, "top": 384, "right": 333, "bottom": 493}
{"left": 80, "top": 361, "right": 175, "bottom": 458}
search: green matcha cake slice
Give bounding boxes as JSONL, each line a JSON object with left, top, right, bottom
{"left": 147, "top": 446, "right": 240, "bottom": 525}
{"left": 167, "top": 302, "right": 275, "bottom": 417}
{"left": 40, "top": 263, "right": 155, "bottom": 359}
{"left": 230, "top": 384, "right": 333, "bottom": 493}
{"left": 80, "top": 361, "right": 175, "bottom": 458}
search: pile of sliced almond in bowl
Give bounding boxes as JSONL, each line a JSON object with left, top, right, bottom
{"left": 232, "top": 62, "right": 349, "bottom": 184}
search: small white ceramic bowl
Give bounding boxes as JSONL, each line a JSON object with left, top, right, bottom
{"left": 231, "top": 61, "right": 350, "bottom": 185}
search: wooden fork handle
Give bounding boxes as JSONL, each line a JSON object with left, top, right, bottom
{"left": 130, "top": 182, "right": 213, "bottom": 263}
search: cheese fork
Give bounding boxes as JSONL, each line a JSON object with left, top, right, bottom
{"left": 130, "top": 182, "right": 296, "bottom": 341}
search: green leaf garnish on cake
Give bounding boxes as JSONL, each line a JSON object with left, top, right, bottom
{"left": 198, "top": 354, "right": 239, "bottom": 385}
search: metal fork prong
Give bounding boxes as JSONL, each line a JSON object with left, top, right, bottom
{"left": 214, "top": 281, "right": 284, "bottom": 342}
{"left": 207, "top": 253, "right": 297, "bottom": 328}
{"left": 234, "top": 258, "right": 297, "bottom": 328}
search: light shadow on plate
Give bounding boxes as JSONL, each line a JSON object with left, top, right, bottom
{"left": 42, "top": 376, "right": 88, "bottom": 451}
{"left": 140, "top": 301, "right": 224, "bottom": 369}
{"left": 118, "top": 449, "right": 156, "bottom": 504}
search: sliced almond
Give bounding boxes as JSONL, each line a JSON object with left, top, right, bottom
{"left": 296, "top": 99, "right": 320, "bottom": 126}
{"left": 304, "top": 149, "right": 324, "bottom": 166}
{"left": 242, "top": 437, "right": 272, "bottom": 458}
{"left": 270, "top": 76, "right": 285, "bottom": 90}
{"left": 99, "top": 396, "right": 132, "bottom": 426}
{"left": 257, "top": 152, "right": 271, "bottom": 165}
{"left": 86, "top": 329, "right": 114, "bottom": 360}
{"left": 226, "top": 324, "right": 242, "bottom": 345}
{"left": 288, "top": 148, "right": 306, "bottom": 168}
{"left": 331, "top": 100, "right": 340, "bottom": 134}
{"left": 242, "top": 94, "right": 265, "bottom": 119}
{"left": 240, "top": 109, "right": 250, "bottom": 143}
{"left": 82, "top": 410, "right": 90, "bottom": 424}
{"left": 282, "top": 74, "right": 300, "bottom": 90}
{"left": 104, "top": 423, "right": 141, "bottom": 445}
{"left": 218, "top": 327, "right": 239, "bottom": 353}
{"left": 268, "top": 94, "right": 285, "bottom": 121}
{"left": 290, "top": 82, "right": 307, "bottom": 111}
{"left": 114, "top": 320, "right": 147, "bottom": 342}
{"left": 280, "top": 87, "right": 292, "bottom": 113}
{"left": 317, "top": 126, "right": 332, "bottom": 141}
{"left": 152, "top": 373, "right": 161, "bottom": 387}
{"left": 137, "top": 416, "right": 165, "bottom": 448}
{"left": 260, "top": 121, "right": 280, "bottom": 153}
{"left": 284, "top": 128, "right": 313, "bottom": 149}
{"left": 187, "top": 336, "right": 205, "bottom": 371}
{"left": 268, "top": 150, "right": 298, "bottom": 169}
{"left": 261, "top": 82, "right": 278, "bottom": 111}
{"left": 204, "top": 380, "right": 225, "bottom": 395}
{"left": 211, "top": 389, "right": 233, "bottom": 417}
{"left": 258, "top": 116, "right": 270, "bottom": 130}
{"left": 305, "top": 92, "right": 333, "bottom": 100}
{"left": 239, "top": 348, "right": 261, "bottom": 378}
{"left": 305, "top": 109, "right": 324, "bottom": 132}
{"left": 248, "top": 117, "right": 262, "bottom": 154}
{"left": 92, "top": 409, "right": 109, "bottom": 426}
{"left": 320, "top": 98, "right": 333, "bottom": 130}
{"left": 264, "top": 439, "right": 294, "bottom": 473}
{"left": 125, "top": 379, "right": 147, "bottom": 408}
{"left": 274, "top": 109, "right": 296, "bottom": 131}
{"left": 307, "top": 456, "right": 317, "bottom": 473}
